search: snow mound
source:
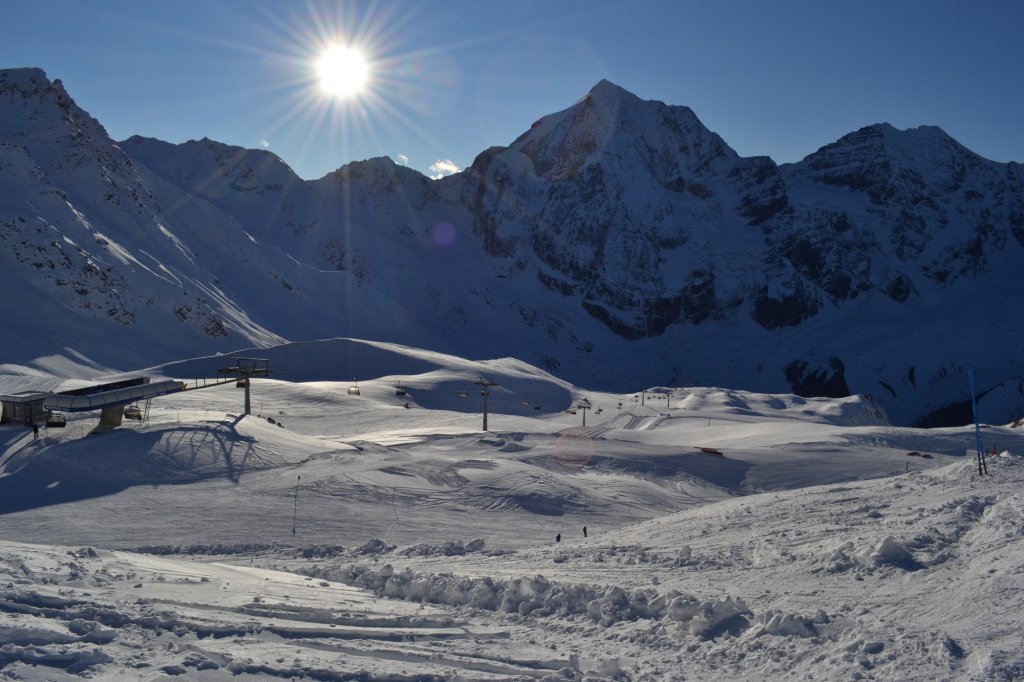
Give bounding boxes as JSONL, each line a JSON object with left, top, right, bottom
{"left": 870, "top": 536, "right": 922, "bottom": 571}
{"left": 307, "top": 561, "right": 860, "bottom": 650}
{"left": 676, "top": 387, "right": 890, "bottom": 426}
{"left": 151, "top": 337, "right": 575, "bottom": 416}
{"left": 674, "top": 595, "right": 752, "bottom": 640}
{"left": 399, "top": 538, "right": 487, "bottom": 557}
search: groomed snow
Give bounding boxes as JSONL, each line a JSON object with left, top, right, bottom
{"left": 1, "top": 340, "right": 1021, "bottom": 680}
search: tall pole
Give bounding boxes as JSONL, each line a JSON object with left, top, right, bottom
{"left": 967, "top": 364, "right": 987, "bottom": 475}
{"left": 474, "top": 378, "right": 497, "bottom": 431}
{"left": 578, "top": 399, "right": 591, "bottom": 427}
{"left": 292, "top": 475, "right": 300, "bottom": 535}
{"left": 244, "top": 377, "right": 252, "bottom": 416}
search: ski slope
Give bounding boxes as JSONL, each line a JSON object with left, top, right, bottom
{"left": 1, "top": 340, "right": 1021, "bottom": 680}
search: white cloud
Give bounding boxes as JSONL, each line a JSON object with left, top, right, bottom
{"left": 259, "top": 139, "right": 270, "bottom": 149}
{"left": 396, "top": 153, "right": 410, "bottom": 166}
{"left": 428, "top": 159, "right": 460, "bottom": 179}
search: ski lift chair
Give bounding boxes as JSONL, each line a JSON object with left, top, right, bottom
{"left": 348, "top": 380, "right": 360, "bottom": 396}
{"left": 124, "top": 405, "right": 143, "bottom": 420}
{"left": 45, "top": 412, "right": 66, "bottom": 428}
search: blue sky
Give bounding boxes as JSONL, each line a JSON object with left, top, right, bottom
{"left": 4, "top": 0, "right": 1022, "bottom": 180}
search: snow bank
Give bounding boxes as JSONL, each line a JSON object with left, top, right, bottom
{"left": 399, "top": 538, "right": 488, "bottom": 557}
{"left": 307, "top": 562, "right": 847, "bottom": 647}
{"left": 870, "top": 536, "right": 922, "bottom": 570}
{"left": 676, "top": 386, "right": 890, "bottom": 426}
{"left": 0, "top": 643, "right": 112, "bottom": 674}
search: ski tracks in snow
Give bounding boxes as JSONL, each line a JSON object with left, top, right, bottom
{"left": 0, "top": 541, "right": 572, "bottom": 679}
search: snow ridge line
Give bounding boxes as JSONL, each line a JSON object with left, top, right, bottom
{"left": 305, "top": 562, "right": 842, "bottom": 642}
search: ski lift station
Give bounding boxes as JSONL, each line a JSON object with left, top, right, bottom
{"left": 0, "top": 357, "right": 271, "bottom": 432}
{"left": 1, "top": 377, "right": 182, "bottom": 430}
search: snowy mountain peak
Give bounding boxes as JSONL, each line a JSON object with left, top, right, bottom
{"left": 586, "top": 77, "right": 630, "bottom": 97}
{"left": 797, "top": 121, "right": 981, "bottom": 189}
{"left": 0, "top": 67, "right": 108, "bottom": 144}
{"left": 579, "top": 78, "right": 643, "bottom": 114}
{"left": 120, "top": 134, "right": 303, "bottom": 204}
{"left": 0, "top": 66, "right": 49, "bottom": 88}
{"left": 506, "top": 78, "right": 735, "bottom": 186}
{"left": 322, "top": 155, "right": 403, "bottom": 181}
{"left": 1, "top": 68, "right": 1023, "bottom": 429}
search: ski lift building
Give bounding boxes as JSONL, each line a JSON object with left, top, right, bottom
{"left": 0, "top": 392, "right": 47, "bottom": 425}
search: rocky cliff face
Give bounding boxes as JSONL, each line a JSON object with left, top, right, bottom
{"left": 2, "top": 69, "right": 1022, "bottom": 426}
{"left": 460, "top": 80, "right": 768, "bottom": 339}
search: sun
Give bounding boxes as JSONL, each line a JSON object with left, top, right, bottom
{"left": 316, "top": 44, "right": 369, "bottom": 98}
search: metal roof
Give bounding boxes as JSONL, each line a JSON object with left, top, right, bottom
{"left": 43, "top": 379, "right": 185, "bottom": 412}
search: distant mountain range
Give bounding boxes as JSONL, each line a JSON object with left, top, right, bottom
{"left": 1, "top": 67, "right": 1021, "bottom": 426}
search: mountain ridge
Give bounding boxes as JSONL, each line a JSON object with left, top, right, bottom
{"left": 1, "top": 68, "right": 1022, "bottom": 427}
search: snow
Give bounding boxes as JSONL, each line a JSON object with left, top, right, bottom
{"left": 4, "top": 67, "right": 1023, "bottom": 431}
{"left": 1, "top": 341, "right": 1022, "bottom": 680}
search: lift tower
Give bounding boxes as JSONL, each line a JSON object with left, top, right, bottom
{"left": 219, "top": 358, "right": 271, "bottom": 416}
{"left": 474, "top": 377, "right": 498, "bottom": 431}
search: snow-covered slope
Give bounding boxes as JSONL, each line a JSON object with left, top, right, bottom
{"left": 2, "top": 68, "right": 1022, "bottom": 426}
{"left": 0, "top": 342, "right": 1021, "bottom": 680}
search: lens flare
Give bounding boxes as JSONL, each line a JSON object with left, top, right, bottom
{"left": 433, "top": 222, "right": 456, "bottom": 246}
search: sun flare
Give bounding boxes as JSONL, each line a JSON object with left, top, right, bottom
{"left": 316, "top": 44, "right": 368, "bottom": 98}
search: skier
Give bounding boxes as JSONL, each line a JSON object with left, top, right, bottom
{"left": 583, "top": 526, "right": 588, "bottom": 538}
{"left": 32, "top": 423, "right": 39, "bottom": 439}
{"left": 556, "top": 533, "right": 561, "bottom": 543}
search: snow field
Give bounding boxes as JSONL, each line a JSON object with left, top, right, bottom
{"left": 278, "top": 453, "right": 1024, "bottom": 681}
{"left": 1, "top": 343, "right": 1022, "bottom": 679}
